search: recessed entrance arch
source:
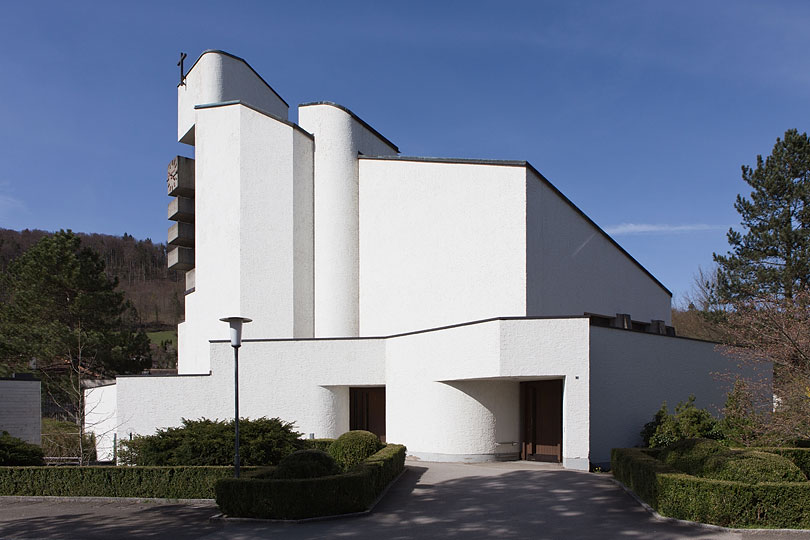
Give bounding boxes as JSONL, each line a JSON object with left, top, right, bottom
{"left": 520, "top": 379, "right": 563, "bottom": 462}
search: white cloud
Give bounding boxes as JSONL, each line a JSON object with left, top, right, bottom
{"left": 0, "top": 182, "right": 26, "bottom": 219}
{"left": 604, "top": 223, "right": 726, "bottom": 236}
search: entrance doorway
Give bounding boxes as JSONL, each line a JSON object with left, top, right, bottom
{"left": 349, "top": 387, "right": 386, "bottom": 442}
{"left": 520, "top": 379, "right": 563, "bottom": 462}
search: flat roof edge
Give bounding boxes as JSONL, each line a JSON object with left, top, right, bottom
{"left": 195, "top": 100, "right": 314, "bottom": 140}
{"left": 183, "top": 50, "right": 290, "bottom": 108}
{"left": 209, "top": 315, "right": 591, "bottom": 344}
{"left": 299, "top": 101, "right": 399, "bottom": 153}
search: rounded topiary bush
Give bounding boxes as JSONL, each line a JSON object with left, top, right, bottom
{"left": 0, "top": 431, "right": 44, "bottom": 466}
{"left": 272, "top": 449, "right": 341, "bottom": 479}
{"left": 328, "top": 430, "right": 383, "bottom": 470}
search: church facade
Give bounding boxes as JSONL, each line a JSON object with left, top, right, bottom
{"left": 86, "top": 50, "right": 765, "bottom": 469}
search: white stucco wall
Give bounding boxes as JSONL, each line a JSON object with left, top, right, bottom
{"left": 0, "top": 379, "right": 41, "bottom": 445}
{"left": 83, "top": 383, "right": 116, "bottom": 461}
{"left": 178, "top": 102, "right": 314, "bottom": 374}
{"left": 526, "top": 168, "right": 672, "bottom": 324}
{"left": 385, "top": 318, "right": 590, "bottom": 470}
{"left": 178, "top": 50, "right": 288, "bottom": 144}
{"left": 115, "top": 338, "right": 385, "bottom": 443}
{"left": 359, "top": 159, "right": 528, "bottom": 336}
{"left": 298, "top": 104, "right": 398, "bottom": 338}
{"left": 587, "top": 327, "right": 771, "bottom": 466}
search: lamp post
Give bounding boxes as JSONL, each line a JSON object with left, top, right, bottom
{"left": 220, "top": 316, "right": 252, "bottom": 478}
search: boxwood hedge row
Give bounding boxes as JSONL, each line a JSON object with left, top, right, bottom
{"left": 0, "top": 466, "right": 255, "bottom": 499}
{"left": 215, "top": 443, "right": 406, "bottom": 519}
{"left": 611, "top": 447, "right": 810, "bottom": 528}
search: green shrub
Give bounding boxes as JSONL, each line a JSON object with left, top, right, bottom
{"left": 642, "top": 396, "right": 721, "bottom": 448}
{"left": 215, "top": 443, "right": 406, "bottom": 519}
{"left": 0, "top": 432, "right": 44, "bottom": 466}
{"left": 660, "top": 438, "right": 805, "bottom": 483}
{"left": 304, "top": 438, "right": 335, "bottom": 452}
{"left": 0, "top": 466, "right": 253, "bottom": 498}
{"left": 612, "top": 447, "right": 810, "bottom": 528}
{"left": 119, "top": 417, "right": 305, "bottom": 466}
{"left": 273, "top": 449, "right": 341, "bottom": 479}
{"left": 328, "top": 430, "right": 383, "bottom": 470}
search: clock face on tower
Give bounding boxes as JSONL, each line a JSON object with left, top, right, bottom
{"left": 167, "top": 157, "right": 179, "bottom": 195}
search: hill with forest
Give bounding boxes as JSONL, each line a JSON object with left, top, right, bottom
{"left": 0, "top": 228, "right": 184, "bottom": 330}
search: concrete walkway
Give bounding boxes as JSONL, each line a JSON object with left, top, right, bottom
{"left": 0, "top": 460, "right": 806, "bottom": 539}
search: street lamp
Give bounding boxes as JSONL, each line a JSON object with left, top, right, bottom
{"left": 220, "top": 316, "right": 252, "bottom": 478}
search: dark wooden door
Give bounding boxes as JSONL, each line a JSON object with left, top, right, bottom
{"left": 350, "top": 387, "right": 386, "bottom": 442}
{"left": 520, "top": 380, "right": 562, "bottom": 462}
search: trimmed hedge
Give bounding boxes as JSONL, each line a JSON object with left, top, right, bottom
{"left": 0, "top": 466, "right": 256, "bottom": 499}
{"left": 660, "top": 439, "right": 806, "bottom": 484}
{"left": 215, "top": 443, "right": 406, "bottom": 519}
{"left": 758, "top": 448, "right": 810, "bottom": 479}
{"left": 273, "top": 449, "right": 341, "bottom": 479}
{"left": 612, "top": 447, "right": 810, "bottom": 528}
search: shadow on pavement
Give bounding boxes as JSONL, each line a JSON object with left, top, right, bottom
{"left": 0, "top": 500, "right": 221, "bottom": 540}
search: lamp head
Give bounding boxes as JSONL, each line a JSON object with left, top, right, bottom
{"left": 219, "top": 316, "right": 253, "bottom": 347}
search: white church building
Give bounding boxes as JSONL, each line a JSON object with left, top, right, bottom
{"left": 86, "top": 50, "right": 764, "bottom": 470}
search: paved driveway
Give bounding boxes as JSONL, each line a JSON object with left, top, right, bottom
{"left": 0, "top": 460, "right": 806, "bottom": 539}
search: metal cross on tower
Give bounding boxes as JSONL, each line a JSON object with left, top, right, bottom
{"left": 178, "top": 52, "right": 187, "bottom": 86}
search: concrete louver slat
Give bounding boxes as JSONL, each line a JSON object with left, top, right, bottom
{"left": 168, "top": 196, "right": 195, "bottom": 222}
{"left": 167, "top": 246, "right": 194, "bottom": 271}
{"left": 168, "top": 222, "right": 194, "bottom": 248}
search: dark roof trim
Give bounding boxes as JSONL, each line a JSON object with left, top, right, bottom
{"left": 210, "top": 315, "right": 591, "bottom": 344}
{"left": 360, "top": 155, "right": 526, "bottom": 167}
{"left": 195, "top": 101, "right": 314, "bottom": 140}
{"left": 590, "top": 324, "right": 720, "bottom": 344}
{"left": 299, "top": 101, "right": 399, "bottom": 153}
{"left": 183, "top": 50, "right": 289, "bottom": 108}
{"left": 359, "top": 156, "right": 672, "bottom": 297}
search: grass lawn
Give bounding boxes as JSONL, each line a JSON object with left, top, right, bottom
{"left": 146, "top": 330, "right": 176, "bottom": 346}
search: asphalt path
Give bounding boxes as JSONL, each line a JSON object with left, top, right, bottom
{"left": 0, "top": 460, "right": 807, "bottom": 539}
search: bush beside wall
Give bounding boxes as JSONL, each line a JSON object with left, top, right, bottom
{"left": 611, "top": 448, "right": 810, "bottom": 528}
{"left": 0, "top": 466, "right": 254, "bottom": 499}
{"left": 215, "top": 443, "right": 406, "bottom": 519}
{"left": 0, "top": 433, "right": 44, "bottom": 466}
{"left": 119, "top": 417, "right": 303, "bottom": 466}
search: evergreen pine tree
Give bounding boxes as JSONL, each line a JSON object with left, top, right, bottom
{"left": 714, "top": 129, "right": 810, "bottom": 301}
{"left": 0, "top": 230, "right": 151, "bottom": 460}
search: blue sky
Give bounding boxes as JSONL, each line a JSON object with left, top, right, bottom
{"left": 1, "top": 1, "right": 808, "bottom": 304}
